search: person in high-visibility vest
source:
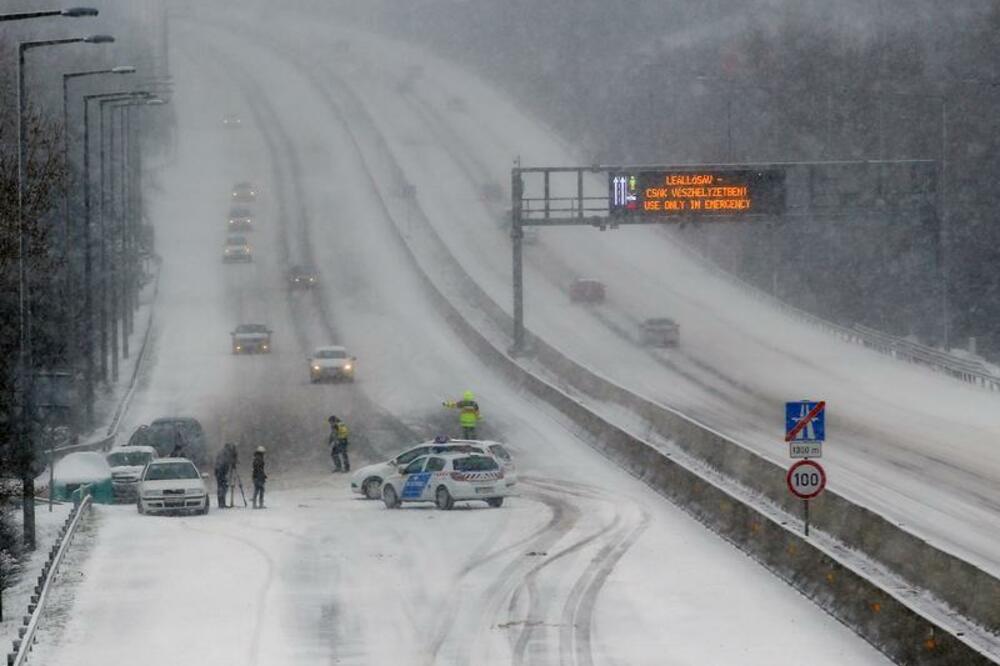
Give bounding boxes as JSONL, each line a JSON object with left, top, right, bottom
{"left": 328, "top": 415, "right": 350, "bottom": 472}
{"left": 443, "top": 390, "right": 481, "bottom": 439}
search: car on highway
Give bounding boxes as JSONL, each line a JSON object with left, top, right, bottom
{"left": 136, "top": 458, "right": 210, "bottom": 515}
{"left": 569, "top": 278, "right": 606, "bottom": 303}
{"left": 231, "top": 181, "right": 257, "bottom": 202}
{"left": 308, "top": 345, "right": 355, "bottom": 383}
{"left": 51, "top": 451, "right": 114, "bottom": 504}
{"left": 288, "top": 264, "right": 319, "bottom": 289}
{"left": 381, "top": 452, "right": 508, "bottom": 510}
{"left": 106, "top": 446, "right": 158, "bottom": 502}
{"left": 227, "top": 207, "right": 254, "bottom": 232}
{"left": 222, "top": 234, "right": 253, "bottom": 263}
{"left": 222, "top": 114, "right": 242, "bottom": 128}
{"left": 639, "top": 317, "right": 680, "bottom": 347}
{"left": 351, "top": 438, "right": 515, "bottom": 500}
{"left": 231, "top": 323, "right": 272, "bottom": 354}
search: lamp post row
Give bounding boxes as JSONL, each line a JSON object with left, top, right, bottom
{"left": 6, "top": 6, "right": 167, "bottom": 553}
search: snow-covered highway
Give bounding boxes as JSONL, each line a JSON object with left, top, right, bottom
{"left": 29, "top": 15, "right": 892, "bottom": 666}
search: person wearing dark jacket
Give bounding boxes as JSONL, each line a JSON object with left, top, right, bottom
{"left": 251, "top": 446, "right": 267, "bottom": 509}
{"left": 214, "top": 443, "right": 239, "bottom": 508}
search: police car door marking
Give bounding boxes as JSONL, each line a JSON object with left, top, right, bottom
{"left": 402, "top": 472, "right": 432, "bottom": 499}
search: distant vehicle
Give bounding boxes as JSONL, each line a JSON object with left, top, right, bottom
{"left": 141, "top": 417, "right": 209, "bottom": 463}
{"left": 136, "top": 458, "right": 209, "bottom": 515}
{"left": 106, "top": 446, "right": 158, "bottom": 502}
{"left": 381, "top": 452, "right": 508, "bottom": 510}
{"left": 51, "top": 451, "right": 113, "bottom": 504}
{"left": 351, "top": 438, "right": 515, "bottom": 500}
{"left": 232, "top": 323, "right": 272, "bottom": 354}
{"left": 288, "top": 264, "right": 319, "bottom": 289}
{"left": 308, "top": 345, "right": 355, "bottom": 383}
{"left": 231, "top": 181, "right": 257, "bottom": 202}
{"left": 640, "top": 317, "right": 680, "bottom": 347}
{"left": 227, "top": 207, "right": 254, "bottom": 232}
{"left": 222, "top": 114, "right": 242, "bottom": 128}
{"left": 223, "top": 234, "right": 252, "bottom": 263}
{"left": 569, "top": 278, "right": 606, "bottom": 303}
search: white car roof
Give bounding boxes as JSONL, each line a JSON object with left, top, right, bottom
{"left": 111, "top": 445, "right": 157, "bottom": 455}
{"left": 148, "top": 457, "right": 195, "bottom": 465}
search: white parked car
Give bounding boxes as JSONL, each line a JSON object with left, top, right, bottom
{"left": 308, "top": 345, "right": 356, "bottom": 383}
{"left": 381, "top": 452, "right": 508, "bottom": 510}
{"left": 351, "top": 438, "right": 516, "bottom": 500}
{"left": 106, "top": 446, "right": 158, "bottom": 503}
{"left": 137, "top": 458, "right": 209, "bottom": 515}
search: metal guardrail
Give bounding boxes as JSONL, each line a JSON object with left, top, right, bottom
{"left": 665, "top": 230, "right": 1000, "bottom": 391}
{"left": 7, "top": 490, "right": 93, "bottom": 666}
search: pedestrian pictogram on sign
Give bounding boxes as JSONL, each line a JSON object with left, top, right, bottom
{"left": 785, "top": 401, "right": 825, "bottom": 442}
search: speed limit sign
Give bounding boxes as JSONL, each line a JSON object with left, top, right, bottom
{"left": 786, "top": 460, "right": 826, "bottom": 499}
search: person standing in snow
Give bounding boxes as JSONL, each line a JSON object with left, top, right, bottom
{"left": 328, "top": 415, "right": 350, "bottom": 472}
{"left": 214, "top": 447, "right": 231, "bottom": 508}
{"left": 443, "top": 390, "right": 480, "bottom": 439}
{"left": 251, "top": 446, "right": 267, "bottom": 509}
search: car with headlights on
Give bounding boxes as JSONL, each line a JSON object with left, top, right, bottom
{"left": 231, "top": 181, "right": 257, "bottom": 202}
{"left": 232, "top": 323, "right": 271, "bottom": 354}
{"left": 222, "top": 114, "right": 242, "bottom": 128}
{"left": 227, "top": 207, "right": 254, "bottom": 232}
{"left": 105, "top": 446, "right": 158, "bottom": 502}
{"left": 308, "top": 345, "right": 355, "bottom": 383}
{"left": 381, "top": 452, "right": 508, "bottom": 510}
{"left": 351, "top": 438, "right": 515, "bottom": 500}
{"left": 223, "top": 235, "right": 252, "bottom": 263}
{"left": 288, "top": 264, "right": 319, "bottom": 289}
{"left": 137, "top": 458, "right": 209, "bottom": 515}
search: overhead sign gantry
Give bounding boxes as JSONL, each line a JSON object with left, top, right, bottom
{"left": 509, "top": 160, "right": 938, "bottom": 354}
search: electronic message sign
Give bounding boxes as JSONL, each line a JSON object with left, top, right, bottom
{"left": 609, "top": 168, "right": 785, "bottom": 217}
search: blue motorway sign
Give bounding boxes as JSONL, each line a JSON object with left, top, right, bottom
{"left": 785, "top": 401, "right": 825, "bottom": 442}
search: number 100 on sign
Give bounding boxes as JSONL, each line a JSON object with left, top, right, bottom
{"left": 786, "top": 460, "right": 826, "bottom": 500}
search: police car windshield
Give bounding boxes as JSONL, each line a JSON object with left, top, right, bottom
{"left": 144, "top": 462, "right": 199, "bottom": 480}
{"left": 452, "top": 456, "right": 499, "bottom": 472}
{"left": 316, "top": 349, "right": 346, "bottom": 359}
{"left": 236, "top": 325, "right": 267, "bottom": 334}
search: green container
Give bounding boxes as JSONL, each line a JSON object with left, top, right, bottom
{"left": 52, "top": 452, "right": 114, "bottom": 505}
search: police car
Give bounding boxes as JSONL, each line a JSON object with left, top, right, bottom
{"left": 380, "top": 452, "right": 507, "bottom": 510}
{"left": 350, "top": 438, "right": 516, "bottom": 500}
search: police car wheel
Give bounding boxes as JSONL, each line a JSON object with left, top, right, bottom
{"left": 486, "top": 497, "right": 504, "bottom": 508}
{"left": 363, "top": 478, "right": 382, "bottom": 500}
{"left": 382, "top": 485, "right": 400, "bottom": 509}
{"left": 435, "top": 486, "right": 454, "bottom": 511}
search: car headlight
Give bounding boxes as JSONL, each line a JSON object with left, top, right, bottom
{"left": 344, "top": 363, "right": 353, "bottom": 371}
{"left": 261, "top": 344, "right": 269, "bottom": 350}
{"left": 312, "top": 365, "right": 321, "bottom": 371}
{"left": 143, "top": 491, "right": 158, "bottom": 499}
{"left": 187, "top": 488, "right": 203, "bottom": 495}
{"left": 236, "top": 345, "right": 242, "bottom": 351}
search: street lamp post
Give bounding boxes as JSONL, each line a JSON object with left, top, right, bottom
{"left": 63, "top": 67, "right": 134, "bottom": 427}
{"left": 0, "top": 7, "right": 97, "bottom": 22}
{"left": 15, "top": 32, "right": 112, "bottom": 552}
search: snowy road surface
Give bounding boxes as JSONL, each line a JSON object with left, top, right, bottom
{"left": 29, "top": 15, "right": 892, "bottom": 666}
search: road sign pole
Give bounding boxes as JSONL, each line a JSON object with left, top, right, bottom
{"left": 804, "top": 498, "right": 809, "bottom": 536}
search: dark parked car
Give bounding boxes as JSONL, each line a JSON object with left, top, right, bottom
{"left": 569, "top": 278, "right": 606, "bottom": 303}
{"left": 129, "top": 417, "right": 208, "bottom": 464}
